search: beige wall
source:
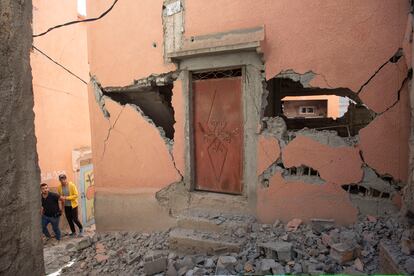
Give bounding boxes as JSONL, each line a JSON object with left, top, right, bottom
{"left": 31, "top": 0, "right": 91, "bottom": 188}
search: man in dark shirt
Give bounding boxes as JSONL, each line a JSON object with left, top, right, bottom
{"left": 41, "top": 183, "right": 62, "bottom": 241}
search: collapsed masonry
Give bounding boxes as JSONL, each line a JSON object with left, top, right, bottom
{"left": 57, "top": 214, "right": 414, "bottom": 275}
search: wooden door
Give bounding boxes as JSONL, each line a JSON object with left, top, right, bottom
{"left": 193, "top": 77, "right": 243, "bottom": 194}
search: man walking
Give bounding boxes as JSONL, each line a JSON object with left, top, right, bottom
{"left": 41, "top": 183, "right": 62, "bottom": 242}
{"left": 58, "top": 174, "right": 84, "bottom": 236}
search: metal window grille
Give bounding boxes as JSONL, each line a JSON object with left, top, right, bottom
{"left": 192, "top": 68, "right": 242, "bottom": 80}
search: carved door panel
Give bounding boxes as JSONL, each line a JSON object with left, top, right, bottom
{"left": 193, "top": 77, "right": 243, "bottom": 194}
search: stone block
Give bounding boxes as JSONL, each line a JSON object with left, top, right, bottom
{"left": 258, "top": 241, "right": 293, "bottom": 262}
{"left": 76, "top": 237, "right": 91, "bottom": 251}
{"left": 330, "top": 243, "right": 356, "bottom": 264}
{"left": 215, "top": 256, "right": 237, "bottom": 275}
{"left": 144, "top": 251, "right": 167, "bottom": 275}
{"left": 310, "top": 218, "right": 335, "bottom": 233}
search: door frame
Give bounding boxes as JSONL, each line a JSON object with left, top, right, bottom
{"left": 176, "top": 51, "right": 264, "bottom": 208}
{"left": 192, "top": 72, "right": 244, "bottom": 194}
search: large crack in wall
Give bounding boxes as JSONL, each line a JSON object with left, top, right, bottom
{"left": 91, "top": 72, "right": 184, "bottom": 180}
{"left": 258, "top": 48, "right": 411, "bottom": 217}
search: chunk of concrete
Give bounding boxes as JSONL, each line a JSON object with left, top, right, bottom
{"left": 258, "top": 241, "right": 293, "bottom": 262}
{"left": 76, "top": 237, "right": 92, "bottom": 251}
{"left": 215, "top": 256, "right": 237, "bottom": 275}
{"left": 310, "top": 218, "right": 335, "bottom": 233}
{"left": 258, "top": 259, "right": 277, "bottom": 274}
{"left": 330, "top": 243, "right": 356, "bottom": 264}
{"left": 143, "top": 251, "right": 167, "bottom": 275}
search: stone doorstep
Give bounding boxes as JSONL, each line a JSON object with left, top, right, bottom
{"left": 168, "top": 228, "right": 242, "bottom": 254}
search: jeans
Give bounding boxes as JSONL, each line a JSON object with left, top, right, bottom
{"left": 42, "top": 215, "right": 61, "bottom": 240}
{"left": 64, "top": 206, "right": 83, "bottom": 234}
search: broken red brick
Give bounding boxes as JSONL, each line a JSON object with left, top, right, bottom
{"left": 286, "top": 218, "right": 302, "bottom": 232}
{"left": 95, "top": 242, "right": 106, "bottom": 254}
{"left": 244, "top": 262, "right": 254, "bottom": 273}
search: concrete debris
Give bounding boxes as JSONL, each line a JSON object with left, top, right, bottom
{"left": 329, "top": 243, "right": 358, "bottom": 264}
{"left": 143, "top": 251, "right": 168, "bottom": 275}
{"left": 261, "top": 116, "right": 288, "bottom": 145}
{"left": 359, "top": 167, "right": 397, "bottom": 194}
{"left": 310, "top": 218, "right": 335, "bottom": 234}
{"left": 215, "top": 256, "right": 237, "bottom": 275}
{"left": 275, "top": 69, "right": 316, "bottom": 88}
{"left": 56, "top": 215, "right": 412, "bottom": 275}
{"left": 91, "top": 76, "right": 110, "bottom": 118}
{"left": 354, "top": 257, "right": 364, "bottom": 271}
{"left": 258, "top": 241, "right": 293, "bottom": 262}
{"left": 75, "top": 237, "right": 92, "bottom": 251}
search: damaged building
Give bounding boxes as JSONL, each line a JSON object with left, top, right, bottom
{"left": 3, "top": 0, "right": 414, "bottom": 274}
{"left": 86, "top": 0, "right": 413, "bottom": 233}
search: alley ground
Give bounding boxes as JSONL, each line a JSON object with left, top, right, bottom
{"left": 43, "top": 212, "right": 414, "bottom": 275}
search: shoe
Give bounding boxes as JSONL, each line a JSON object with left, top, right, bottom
{"left": 69, "top": 232, "right": 76, "bottom": 237}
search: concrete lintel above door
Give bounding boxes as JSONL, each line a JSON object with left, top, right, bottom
{"left": 167, "top": 26, "right": 265, "bottom": 61}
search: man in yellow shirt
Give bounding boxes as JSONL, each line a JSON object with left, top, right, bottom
{"left": 58, "top": 174, "right": 83, "bottom": 237}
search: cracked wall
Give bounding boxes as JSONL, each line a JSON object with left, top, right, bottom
{"left": 89, "top": 75, "right": 184, "bottom": 231}
{"left": 86, "top": 0, "right": 413, "bottom": 229}
{"left": 0, "top": 0, "right": 44, "bottom": 274}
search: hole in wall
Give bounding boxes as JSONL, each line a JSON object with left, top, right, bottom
{"left": 342, "top": 184, "right": 391, "bottom": 199}
{"left": 103, "top": 83, "right": 176, "bottom": 139}
{"left": 264, "top": 77, "right": 375, "bottom": 137}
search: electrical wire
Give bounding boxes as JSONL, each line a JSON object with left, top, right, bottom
{"left": 32, "top": 45, "right": 88, "bottom": 85}
{"left": 32, "top": 0, "right": 118, "bottom": 38}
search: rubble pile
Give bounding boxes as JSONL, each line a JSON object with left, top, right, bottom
{"left": 60, "top": 215, "right": 413, "bottom": 275}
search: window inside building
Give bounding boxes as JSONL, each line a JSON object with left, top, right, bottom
{"left": 264, "top": 77, "right": 374, "bottom": 137}
{"left": 300, "top": 107, "right": 315, "bottom": 114}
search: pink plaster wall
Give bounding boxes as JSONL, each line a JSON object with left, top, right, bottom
{"left": 257, "top": 172, "right": 358, "bottom": 225}
{"left": 89, "top": 93, "right": 181, "bottom": 190}
{"left": 86, "top": 0, "right": 174, "bottom": 87}
{"left": 185, "top": 0, "right": 409, "bottom": 91}
{"left": 31, "top": 0, "right": 91, "bottom": 187}
{"left": 257, "top": 135, "right": 280, "bottom": 176}
{"left": 282, "top": 135, "right": 363, "bottom": 185}
{"left": 359, "top": 58, "right": 408, "bottom": 114}
{"left": 359, "top": 83, "right": 411, "bottom": 182}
